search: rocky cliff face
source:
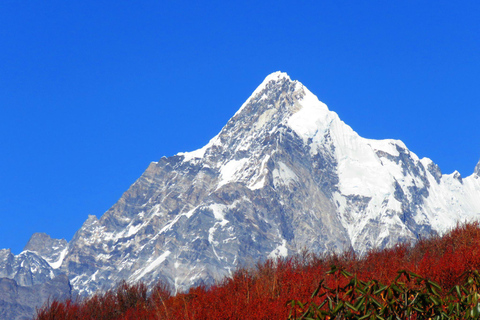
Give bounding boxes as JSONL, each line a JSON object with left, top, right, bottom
{"left": 0, "top": 234, "right": 70, "bottom": 319}
{"left": 24, "top": 233, "right": 68, "bottom": 269}
{"left": 474, "top": 159, "right": 480, "bottom": 176}
{"left": 0, "top": 248, "right": 57, "bottom": 287}
{"left": 2, "top": 72, "right": 480, "bottom": 306}
{"left": 0, "top": 274, "right": 70, "bottom": 320}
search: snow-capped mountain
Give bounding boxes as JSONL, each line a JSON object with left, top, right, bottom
{"left": 0, "top": 240, "right": 70, "bottom": 320}
{"left": 2, "top": 72, "right": 480, "bottom": 310}
{"left": 0, "top": 248, "right": 57, "bottom": 286}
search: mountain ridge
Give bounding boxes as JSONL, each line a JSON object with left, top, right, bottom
{"left": 1, "top": 71, "right": 480, "bottom": 319}
{"left": 54, "top": 71, "right": 479, "bottom": 295}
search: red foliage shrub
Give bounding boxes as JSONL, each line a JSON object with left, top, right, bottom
{"left": 36, "top": 222, "right": 480, "bottom": 319}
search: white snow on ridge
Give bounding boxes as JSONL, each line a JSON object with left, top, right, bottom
{"left": 49, "top": 247, "right": 68, "bottom": 269}
{"left": 288, "top": 85, "right": 332, "bottom": 141}
{"left": 178, "top": 144, "right": 209, "bottom": 162}
{"left": 210, "top": 203, "right": 229, "bottom": 227}
{"left": 249, "top": 177, "right": 266, "bottom": 190}
{"left": 132, "top": 250, "right": 171, "bottom": 281}
{"left": 177, "top": 136, "right": 221, "bottom": 162}
{"left": 283, "top": 72, "right": 480, "bottom": 249}
{"left": 422, "top": 172, "right": 480, "bottom": 233}
{"left": 234, "top": 71, "right": 292, "bottom": 118}
{"left": 268, "top": 240, "right": 288, "bottom": 259}
{"left": 290, "top": 84, "right": 400, "bottom": 198}
{"left": 217, "top": 158, "right": 248, "bottom": 188}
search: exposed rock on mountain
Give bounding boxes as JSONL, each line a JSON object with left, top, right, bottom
{"left": 0, "top": 249, "right": 57, "bottom": 287}
{"left": 0, "top": 237, "right": 70, "bottom": 320}
{"left": 0, "top": 274, "right": 70, "bottom": 320}
{"left": 24, "top": 233, "right": 68, "bottom": 270}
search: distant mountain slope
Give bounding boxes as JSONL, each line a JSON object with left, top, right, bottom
{"left": 2, "top": 72, "right": 480, "bottom": 306}
{"left": 0, "top": 274, "right": 70, "bottom": 320}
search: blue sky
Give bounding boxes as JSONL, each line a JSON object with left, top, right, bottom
{"left": 1, "top": 1, "right": 479, "bottom": 254}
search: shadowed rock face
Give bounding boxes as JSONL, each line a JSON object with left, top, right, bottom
{"left": 0, "top": 274, "right": 71, "bottom": 320}
{"left": 0, "top": 241, "right": 71, "bottom": 320}
{"left": 2, "top": 72, "right": 480, "bottom": 309}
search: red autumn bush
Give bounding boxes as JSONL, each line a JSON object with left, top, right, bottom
{"left": 36, "top": 221, "right": 480, "bottom": 319}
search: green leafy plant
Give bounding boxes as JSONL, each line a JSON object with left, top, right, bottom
{"left": 289, "top": 266, "right": 480, "bottom": 320}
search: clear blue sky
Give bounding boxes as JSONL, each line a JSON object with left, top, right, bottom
{"left": 1, "top": 1, "right": 479, "bottom": 254}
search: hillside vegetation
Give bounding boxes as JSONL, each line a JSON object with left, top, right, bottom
{"left": 37, "top": 222, "right": 480, "bottom": 319}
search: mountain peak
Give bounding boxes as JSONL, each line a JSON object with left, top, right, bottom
{"left": 7, "top": 72, "right": 480, "bottom": 302}
{"left": 255, "top": 71, "right": 295, "bottom": 96}
{"left": 232, "top": 71, "right": 297, "bottom": 116}
{"left": 179, "top": 71, "right": 305, "bottom": 162}
{"left": 475, "top": 159, "right": 480, "bottom": 176}
{"left": 263, "top": 71, "right": 291, "bottom": 83}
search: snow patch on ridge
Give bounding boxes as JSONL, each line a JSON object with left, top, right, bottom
{"left": 218, "top": 158, "right": 249, "bottom": 188}
{"left": 289, "top": 83, "right": 402, "bottom": 199}
{"left": 268, "top": 240, "right": 288, "bottom": 259}
{"left": 49, "top": 247, "right": 68, "bottom": 269}
{"left": 178, "top": 136, "right": 221, "bottom": 162}
{"left": 288, "top": 86, "right": 333, "bottom": 140}
{"left": 132, "top": 250, "right": 171, "bottom": 281}
{"left": 210, "top": 203, "right": 229, "bottom": 227}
